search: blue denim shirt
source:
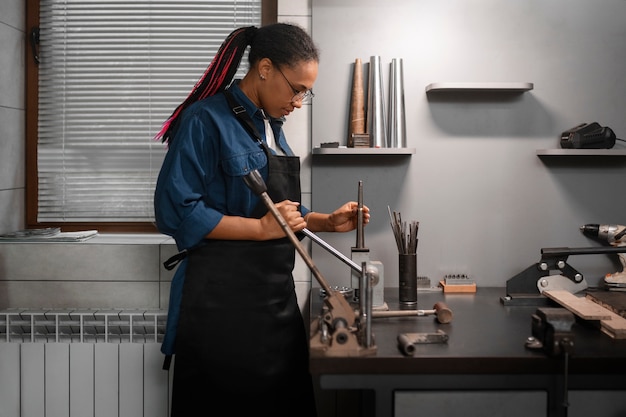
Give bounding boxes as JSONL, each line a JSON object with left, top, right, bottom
{"left": 154, "top": 81, "right": 309, "bottom": 355}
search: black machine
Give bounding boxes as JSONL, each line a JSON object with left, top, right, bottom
{"left": 560, "top": 122, "right": 616, "bottom": 149}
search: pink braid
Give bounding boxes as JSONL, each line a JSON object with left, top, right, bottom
{"left": 154, "top": 27, "right": 252, "bottom": 144}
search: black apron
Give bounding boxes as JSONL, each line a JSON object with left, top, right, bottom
{"left": 170, "top": 95, "right": 316, "bottom": 417}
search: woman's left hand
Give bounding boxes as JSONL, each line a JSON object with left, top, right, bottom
{"left": 328, "top": 202, "right": 370, "bottom": 233}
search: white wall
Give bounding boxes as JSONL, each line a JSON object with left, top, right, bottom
{"left": 310, "top": 0, "right": 626, "bottom": 291}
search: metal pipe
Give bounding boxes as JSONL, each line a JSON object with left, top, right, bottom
{"left": 367, "top": 55, "right": 387, "bottom": 148}
{"left": 359, "top": 262, "right": 376, "bottom": 348}
{"left": 301, "top": 228, "right": 362, "bottom": 274}
{"left": 387, "top": 58, "right": 406, "bottom": 148}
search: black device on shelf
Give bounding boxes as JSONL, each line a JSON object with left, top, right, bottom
{"left": 560, "top": 122, "right": 616, "bottom": 149}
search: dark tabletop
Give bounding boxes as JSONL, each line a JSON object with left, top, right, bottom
{"left": 309, "top": 287, "right": 626, "bottom": 376}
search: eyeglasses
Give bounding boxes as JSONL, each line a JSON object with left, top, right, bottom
{"left": 275, "top": 66, "right": 315, "bottom": 104}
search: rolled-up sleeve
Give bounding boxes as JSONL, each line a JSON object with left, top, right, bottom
{"left": 154, "top": 85, "right": 309, "bottom": 250}
{"left": 154, "top": 113, "right": 224, "bottom": 251}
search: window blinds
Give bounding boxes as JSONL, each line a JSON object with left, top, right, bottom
{"left": 37, "top": 0, "right": 261, "bottom": 222}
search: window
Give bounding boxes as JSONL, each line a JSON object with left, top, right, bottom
{"left": 26, "top": 0, "right": 276, "bottom": 232}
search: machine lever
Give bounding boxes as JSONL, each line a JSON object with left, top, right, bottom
{"left": 301, "top": 229, "right": 362, "bottom": 274}
{"left": 243, "top": 171, "right": 332, "bottom": 295}
{"left": 244, "top": 170, "right": 363, "bottom": 273}
{"left": 242, "top": 169, "right": 268, "bottom": 195}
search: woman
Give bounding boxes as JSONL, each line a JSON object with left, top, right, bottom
{"left": 154, "top": 23, "right": 369, "bottom": 416}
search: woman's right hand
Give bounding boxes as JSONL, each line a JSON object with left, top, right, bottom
{"left": 259, "top": 200, "right": 306, "bottom": 239}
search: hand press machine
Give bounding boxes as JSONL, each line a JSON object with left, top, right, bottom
{"left": 244, "top": 170, "right": 377, "bottom": 357}
{"left": 502, "top": 224, "right": 626, "bottom": 306}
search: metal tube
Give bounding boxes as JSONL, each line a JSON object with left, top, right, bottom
{"left": 387, "top": 58, "right": 406, "bottom": 148}
{"left": 367, "top": 55, "right": 387, "bottom": 148}
{"left": 301, "top": 228, "right": 362, "bottom": 274}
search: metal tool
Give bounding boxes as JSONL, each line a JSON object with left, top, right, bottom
{"left": 345, "top": 181, "right": 386, "bottom": 308}
{"left": 356, "top": 180, "right": 365, "bottom": 249}
{"left": 501, "top": 244, "right": 626, "bottom": 306}
{"left": 243, "top": 170, "right": 376, "bottom": 357}
{"left": 351, "top": 181, "right": 369, "bottom": 301}
{"left": 525, "top": 307, "right": 575, "bottom": 413}
{"left": 372, "top": 302, "right": 453, "bottom": 324}
{"left": 397, "top": 330, "right": 448, "bottom": 356}
{"left": 525, "top": 307, "right": 575, "bottom": 356}
{"left": 301, "top": 228, "right": 362, "bottom": 274}
{"left": 581, "top": 224, "right": 626, "bottom": 288}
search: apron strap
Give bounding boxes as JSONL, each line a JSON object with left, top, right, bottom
{"left": 162, "top": 354, "right": 173, "bottom": 370}
{"left": 223, "top": 89, "right": 263, "bottom": 143}
{"left": 163, "top": 249, "right": 188, "bottom": 271}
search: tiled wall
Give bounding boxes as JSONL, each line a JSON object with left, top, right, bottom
{"left": 0, "top": 0, "right": 25, "bottom": 235}
{"left": 0, "top": 235, "right": 177, "bottom": 309}
{"left": 0, "top": 0, "right": 315, "bottom": 315}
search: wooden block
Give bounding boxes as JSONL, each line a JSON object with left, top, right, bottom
{"left": 543, "top": 290, "right": 626, "bottom": 339}
{"left": 597, "top": 309, "right": 626, "bottom": 339}
{"left": 543, "top": 290, "right": 612, "bottom": 320}
{"left": 439, "top": 280, "right": 476, "bottom": 293}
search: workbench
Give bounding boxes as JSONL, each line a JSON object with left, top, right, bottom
{"left": 309, "top": 287, "right": 626, "bottom": 417}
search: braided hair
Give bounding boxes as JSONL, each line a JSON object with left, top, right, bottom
{"left": 155, "top": 23, "right": 319, "bottom": 145}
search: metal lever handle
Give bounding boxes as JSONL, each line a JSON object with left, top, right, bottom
{"left": 243, "top": 170, "right": 333, "bottom": 295}
{"left": 244, "top": 169, "right": 362, "bottom": 274}
{"left": 242, "top": 169, "right": 267, "bottom": 195}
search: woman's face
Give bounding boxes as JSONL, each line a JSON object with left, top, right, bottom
{"left": 261, "top": 60, "right": 318, "bottom": 119}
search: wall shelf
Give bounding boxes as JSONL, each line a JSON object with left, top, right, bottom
{"left": 312, "top": 147, "right": 415, "bottom": 156}
{"left": 537, "top": 149, "right": 626, "bottom": 158}
{"left": 425, "top": 82, "right": 534, "bottom": 93}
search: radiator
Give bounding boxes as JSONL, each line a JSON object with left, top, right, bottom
{"left": 0, "top": 310, "right": 171, "bottom": 417}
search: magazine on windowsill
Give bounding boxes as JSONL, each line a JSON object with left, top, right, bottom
{"left": 0, "top": 228, "right": 98, "bottom": 242}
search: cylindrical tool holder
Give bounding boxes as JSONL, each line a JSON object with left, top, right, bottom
{"left": 398, "top": 253, "right": 418, "bottom": 306}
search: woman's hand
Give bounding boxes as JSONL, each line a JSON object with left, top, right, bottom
{"left": 259, "top": 200, "right": 306, "bottom": 239}
{"left": 327, "top": 201, "right": 370, "bottom": 233}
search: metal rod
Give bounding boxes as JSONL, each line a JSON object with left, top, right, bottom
{"left": 301, "top": 228, "right": 362, "bottom": 274}
{"left": 360, "top": 262, "right": 370, "bottom": 347}
{"left": 372, "top": 310, "right": 436, "bottom": 318}
{"left": 356, "top": 180, "right": 364, "bottom": 249}
{"left": 363, "top": 263, "right": 374, "bottom": 348}
{"left": 541, "top": 246, "right": 626, "bottom": 257}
